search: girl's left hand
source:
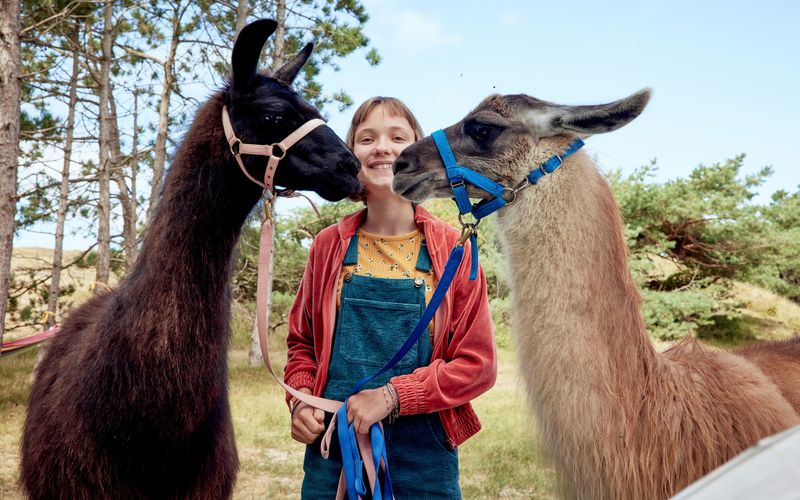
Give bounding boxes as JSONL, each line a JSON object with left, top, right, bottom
{"left": 347, "top": 386, "right": 392, "bottom": 434}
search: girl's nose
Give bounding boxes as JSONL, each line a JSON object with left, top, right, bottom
{"left": 374, "top": 136, "right": 391, "bottom": 154}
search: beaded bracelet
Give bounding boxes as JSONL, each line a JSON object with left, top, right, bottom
{"left": 381, "top": 386, "right": 393, "bottom": 419}
{"left": 386, "top": 383, "right": 401, "bottom": 423}
{"left": 289, "top": 398, "right": 300, "bottom": 416}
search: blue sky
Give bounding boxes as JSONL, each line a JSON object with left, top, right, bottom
{"left": 15, "top": 0, "right": 800, "bottom": 248}
{"left": 321, "top": 0, "right": 798, "bottom": 192}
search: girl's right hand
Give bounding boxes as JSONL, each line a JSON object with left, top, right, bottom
{"left": 290, "top": 389, "right": 326, "bottom": 444}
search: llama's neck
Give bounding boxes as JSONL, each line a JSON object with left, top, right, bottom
{"left": 122, "top": 93, "right": 261, "bottom": 350}
{"left": 497, "top": 151, "right": 657, "bottom": 426}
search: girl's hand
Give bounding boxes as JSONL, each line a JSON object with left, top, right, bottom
{"left": 346, "top": 386, "right": 394, "bottom": 434}
{"left": 290, "top": 389, "right": 325, "bottom": 444}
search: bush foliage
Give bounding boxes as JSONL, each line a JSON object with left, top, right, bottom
{"left": 232, "top": 156, "right": 799, "bottom": 343}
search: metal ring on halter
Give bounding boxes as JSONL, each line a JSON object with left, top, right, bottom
{"left": 450, "top": 179, "right": 466, "bottom": 189}
{"left": 500, "top": 187, "right": 516, "bottom": 204}
{"left": 457, "top": 212, "right": 480, "bottom": 228}
{"left": 230, "top": 138, "right": 242, "bottom": 156}
{"left": 270, "top": 143, "right": 287, "bottom": 160}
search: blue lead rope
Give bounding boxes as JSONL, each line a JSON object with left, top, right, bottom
{"left": 336, "top": 244, "right": 466, "bottom": 499}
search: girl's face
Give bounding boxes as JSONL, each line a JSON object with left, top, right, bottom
{"left": 352, "top": 106, "right": 416, "bottom": 196}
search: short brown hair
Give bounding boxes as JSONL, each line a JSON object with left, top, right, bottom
{"left": 346, "top": 97, "right": 424, "bottom": 202}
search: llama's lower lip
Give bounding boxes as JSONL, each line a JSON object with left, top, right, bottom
{"left": 393, "top": 176, "right": 426, "bottom": 202}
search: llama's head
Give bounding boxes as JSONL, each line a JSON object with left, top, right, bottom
{"left": 226, "top": 19, "right": 361, "bottom": 201}
{"left": 393, "top": 89, "right": 651, "bottom": 203}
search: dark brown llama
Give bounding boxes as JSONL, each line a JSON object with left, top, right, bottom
{"left": 392, "top": 90, "right": 800, "bottom": 499}
{"left": 20, "top": 19, "right": 360, "bottom": 500}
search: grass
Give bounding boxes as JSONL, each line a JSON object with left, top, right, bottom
{"left": 0, "top": 328, "right": 556, "bottom": 499}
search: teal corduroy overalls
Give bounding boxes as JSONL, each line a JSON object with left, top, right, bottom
{"left": 301, "top": 232, "right": 460, "bottom": 499}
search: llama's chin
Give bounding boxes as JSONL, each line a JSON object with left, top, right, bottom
{"left": 392, "top": 174, "right": 436, "bottom": 203}
{"left": 311, "top": 175, "right": 361, "bottom": 201}
{"left": 392, "top": 172, "right": 451, "bottom": 203}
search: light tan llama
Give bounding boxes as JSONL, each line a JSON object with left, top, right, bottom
{"left": 391, "top": 89, "right": 800, "bottom": 499}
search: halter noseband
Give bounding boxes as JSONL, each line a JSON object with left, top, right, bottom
{"left": 222, "top": 106, "right": 326, "bottom": 193}
{"left": 431, "top": 129, "right": 585, "bottom": 279}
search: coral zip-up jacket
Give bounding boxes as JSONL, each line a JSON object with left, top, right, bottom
{"left": 285, "top": 205, "right": 497, "bottom": 448}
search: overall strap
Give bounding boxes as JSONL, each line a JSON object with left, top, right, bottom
{"left": 342, "top": 232, "right": 360, "bottom": 266}
{"left": 415, "top": 239, "right": 433, "bottom": 273}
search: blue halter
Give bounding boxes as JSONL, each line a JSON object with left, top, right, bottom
{"left": 431, "top": 129, "right": 585, "bottom": 279}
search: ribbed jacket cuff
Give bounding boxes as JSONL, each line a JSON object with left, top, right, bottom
{"left": 284, "top": 371, "right": 315, "bottom": 405}
{"left": 389, "top": 374, "right": 426, "bottom": 415}
{"left": 446, "top": 405, "right": 482, "bottom": 448}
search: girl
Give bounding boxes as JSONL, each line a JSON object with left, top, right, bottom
{"left": 285, "top": 97, "right": 496, "bottom": 498}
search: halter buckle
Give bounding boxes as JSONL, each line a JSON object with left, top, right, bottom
{"left": 450, "top": 179, "right": 466, "bottom": 189}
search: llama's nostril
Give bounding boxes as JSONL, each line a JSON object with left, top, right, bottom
{"left": 393, "top": 160, "right": 408, "bottom": 174}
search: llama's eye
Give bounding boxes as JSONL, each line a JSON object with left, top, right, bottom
{"left": 466, "top": 122, "right": 497, "bottom": 142}
{"left": 263, "top": 113, "right": 284, "bottom": 125}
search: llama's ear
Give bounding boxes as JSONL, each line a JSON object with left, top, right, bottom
{"left": 274, "top": 42, "right": 314, "bottom": 86}
{"left": 231, "top": 19, "right": 278, "bottom": 91}
{"left": 546, "top": 89, "right": 652, "bottom": 136}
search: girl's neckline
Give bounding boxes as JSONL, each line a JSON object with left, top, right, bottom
{"left": 358, "top": 226, "right": 421, "bottom": 241}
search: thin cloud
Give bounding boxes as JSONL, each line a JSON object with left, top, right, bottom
{"left": 393, "top": 10, "right": 460, "bottom": 50}
{"left": 499, "top": 13, "right": 521, "bottom": 26}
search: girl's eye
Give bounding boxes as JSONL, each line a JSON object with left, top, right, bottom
{"left": 359, "top": 137, "right": 373, "bottom": 144}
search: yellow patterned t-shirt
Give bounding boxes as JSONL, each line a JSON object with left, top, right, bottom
{"left": 337, "top": 228, "right": 436, "bottom": 339}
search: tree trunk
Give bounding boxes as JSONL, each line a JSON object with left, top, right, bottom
{"left": 108, "top": 88, "right": 134, "bottom": 271}
{"left": 145, "top": 6, "right": 181, "bottom": 226}
{"left": 125, "top": 88, "right": 140, "bottom": 267}
{"left": 48, "top": 21, "right": 80, "bottom": 327}
{"left": 270, "top": 0, "right": 286, "bottom": 72}
{"left": 0, "top": 0, "right": 21, "bottom": 349}
{"left": 235, "top": 0, "right": 248, "bottom": 35}
{"left": 95, "top": 0, "right": 113, "bottom": 288}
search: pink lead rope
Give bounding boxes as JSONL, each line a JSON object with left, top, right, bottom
{"left": 222, "top": 107, "right": 386, "bottom": 498}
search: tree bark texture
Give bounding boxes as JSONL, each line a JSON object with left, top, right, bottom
{"left": 95, "top": 0, "right": 114, "bottom": 288}
{"left": 0, "top": 0, "right": 21, "bottom": 346}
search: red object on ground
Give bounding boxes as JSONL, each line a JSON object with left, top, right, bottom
{"left": 1, "top": 326, "right": 59, "bottom": 355}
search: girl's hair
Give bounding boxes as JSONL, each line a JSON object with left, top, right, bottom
{"left": 346, "top": 97, "right": 424, "bottom": 202}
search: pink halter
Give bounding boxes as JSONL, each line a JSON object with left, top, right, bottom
{"left": 221, "top": 105, "right": 325, "bottom": 192}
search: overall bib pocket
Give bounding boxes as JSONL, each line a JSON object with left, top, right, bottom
{"left": 336, "top": 297, "right": 423, "bottom": 369}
